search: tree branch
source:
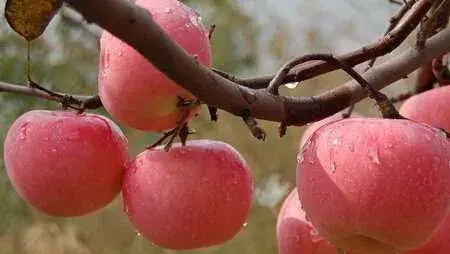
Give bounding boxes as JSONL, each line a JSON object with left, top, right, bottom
{"left": 62, "top": 0, "right": 450, "bottom": 126}
{"left": 0, "top": 81, "right": 101, "bottom": 110}
{"left": 233, "top": 0, "right": 433, "bottom": 89}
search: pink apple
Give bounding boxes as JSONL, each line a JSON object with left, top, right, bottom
{"left": 122, "top": 140, "right": 253, "bottom": 249}
{"left": 400, "top": 85, "right": 450, "bottom": 131}
{"left": 405, "top": 212, "right": 450, "bottom": 254}
{"left": 98, "top": 0, "right": 211, "bottom": 132}
{"left": 277, "top": 188, "right": 339, "bottom": 254}
{"left": 300, "top": 112, "right": 362, "bottom": 148}
{"left": 297, "top": 118, "right": 450, "bottom": 254}
{"left": 4, "top": 110, "right": 129, "bottom": 216}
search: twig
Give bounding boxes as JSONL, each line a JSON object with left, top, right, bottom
{"left": 417, "top": 0, "right": 450, "bottom": 48}
{"left": 62, "top": 0, "right": 450, "bottom": 127}
{"left": 233, "top": 0, "right": 434, "bottom": 89}
{"left": 240, "top": 109, "right": 266, "bottom": 140}
{"left": 0, "top": 80, "right": 101, "bottom": 110}
{"left": 364, "top": 0, "right": 416, "bottom": 71}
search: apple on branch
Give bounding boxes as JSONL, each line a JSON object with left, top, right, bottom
{"left": 4, "top": 110, "right": 129, "bottom": 217}
{"left": 122, "top": 140, "right": 254, "bottom": 250}
{"left": 297, "top": 118, "right": 450, "bottom": 254}
{"left": 98, "top": 0, "right": 212, "bottom": 132}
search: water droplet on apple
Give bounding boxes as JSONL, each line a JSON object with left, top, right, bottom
{"left": 368, "top": 147, "right": 381, "bottom": 165}
{"left": 136, "top": 231, "right": 143, "bottom": 238}
{"left": 242, "top": 222, "right": 248, "bottom": 227}
{"left": 18, "top": 122, "right": 29, "bottom": 140}
{"left": 123, "top": 202, "right": 130, "bottom": 215}
{"left": 330, "top": 160, "right": 337, "bottom": 173}
{"left": 285, "top": 82, "right": 299, "bottom": 89}
{"left": 348, "top": 142, "right": 355, "bottom": 152}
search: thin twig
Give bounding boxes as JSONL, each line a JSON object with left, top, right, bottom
{"left": 364, "top": 0, "right": 416, "bottom": 71}
{"left": 0, "top": 80, "right": 101, "bottom": 110}
{"left": 232, "top": 0, "right": 434, "bottom": 89}
{"left": 240, "top": 109, "right": 266, "bottom": 140}
{"left": 417, "top": 0, "right": 450, "bottom": 48}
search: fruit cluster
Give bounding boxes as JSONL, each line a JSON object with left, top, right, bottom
{"left": 3, "top": 0, "right": 253, "bottom": 250}
{"left": 3, "top": 0, "right": 450, "bottom": 252}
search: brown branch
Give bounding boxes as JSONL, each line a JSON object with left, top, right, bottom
{"left": 0, "top": 80, "right": 101, "bottom": 109}
{"left": 364, "top": 0, "right": 416, "bottom": 71}
{"left": 236, "top": 0, "right": 434, "bottom": 89}
{"left": 417, "top": 0, "right": 450, "bottom": 48}
{"left": 64, "top": 0, "right": 450, "bottom": 127}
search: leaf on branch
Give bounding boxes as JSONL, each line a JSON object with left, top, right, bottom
{"left": 5, "top": 0, "right": 63, "bottom": 41}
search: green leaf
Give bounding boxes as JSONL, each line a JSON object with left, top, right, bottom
{"left": 5, "top": 0, "right": 63, "bottom": 41}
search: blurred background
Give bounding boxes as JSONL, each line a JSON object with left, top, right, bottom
{"left": 0, "top": 0, "right": 416, "bottom": 253}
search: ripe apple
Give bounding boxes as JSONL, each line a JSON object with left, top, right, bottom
{"left": 3, "top": 110, "right": 129, "bottom": 217}
{"left": 277, "top": 188, "right": 339, "bottom": 254}
{"left": 405, "top": 212, "right": 450, "bottom": 254}
{"left": 122, "top": 140, "right": 253, "bottom": 249}
{"left": 98, "top": 0, "right": 211, "bottom": 132}
{"left": 297, "top": 118, "right": 450, "bottom": 254}
{"left": 300, "top": 112, "right": 362, "bottom": 148}
{"left": 400, "top": 85, "right": 450, "bottom": 131}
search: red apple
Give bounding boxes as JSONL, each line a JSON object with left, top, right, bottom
{"left": 122, "top": 140, "right": 253, "bottom": 249}
{"left": 277, "top": 188, "right": 339, "bottom": 254}
{"left": 98, "top": 0, "right": 211, "bottom": 132}
{"left": 400, "top": 85, "right": 450, "bottom": 131}
{"left": 300, "top": 112, "right": 362, "bottom": 148}
{"left": 297, "top": 118, "right": 450, "bottom": 254}
{"left": 405, "top": 212, "right": 450, "bottom": 254}
{"left": 3, "top": 110, "right": 129, "bottom": 217}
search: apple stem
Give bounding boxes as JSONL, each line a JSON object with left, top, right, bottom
{"left": 147, "top": 97, "right": 197, "bottom": 150}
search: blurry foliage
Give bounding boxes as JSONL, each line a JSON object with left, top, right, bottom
{"left": 0, "top": 0, "right": 408, "bottom": 253}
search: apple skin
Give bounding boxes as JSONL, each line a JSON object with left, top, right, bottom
{"left": 98, "top": 0, "right": 211, "bottom": 132}
{"left": 122, "top": 140, "right": 253, "bottom": 250}
{"left": 405, "top": 212, "right": 450, "bottom": 254}
{"left": 3, "top": 110, "right": 129, "bottom": 217}
{"left": 277, "top": 188, "right": 339, "bottom": 254}
{"left": 400, "top": 85, "right": 450, "bottom": 131}
{"left": 297, "top": 118, "right": 450, "bottom": 254}
{"left": 300, "top": 112, "right": 362, "bottom": 148}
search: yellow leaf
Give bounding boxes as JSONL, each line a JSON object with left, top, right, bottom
{"left": 5, "top": 0, "right": 63, "bottom": 41}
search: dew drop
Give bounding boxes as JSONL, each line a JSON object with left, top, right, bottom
{"left": 348, "top": 142, "right": 354, "bottom": 152}
{"left": 285, "top": 82, "right": 299, "bottom": 89}
{"left": 124, "top": 203, "right": 129, "bottom": 215}
{"left": 18, "top": 122, "right": 29, "bottom": 140}
{"left": 331, "top": 138, "right": 341, "bottom": 146}
{"left": 164, "top": 7, "right": 173, "bottom": 14}
{"left": 330, "top": 160, "right": 337, "bottom": 173}
{"left": 242, "top": 222, "right": 248, "bottom": 227}
{"left": 136, "top": 232, "right": 143, "bottom": 238}
{"left": 368, "top": 148, "right": 380, "bottom": 165}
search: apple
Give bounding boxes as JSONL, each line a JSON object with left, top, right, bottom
{"left": 98, "top": 0, "right": 211, "bottom": 132}
{"left": 300, "top": 112, "right": 362, "bottom": 148}
{"left": 277, "top": 188, "right": 339, "bottom": 254}
{"left": 400, "top": 85, "right": 450, "bottom": 131}
{"left": 3, "top": 110, "right": 129, "bottom": 217}
{"left": 122, "top": 140, "right": 253, "bottom": 249}
{"left": 405, "top": 212, "right": 450, "bottom": 254}
{"left": 297, "top": 118, "right": 450, "bottom": 254}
